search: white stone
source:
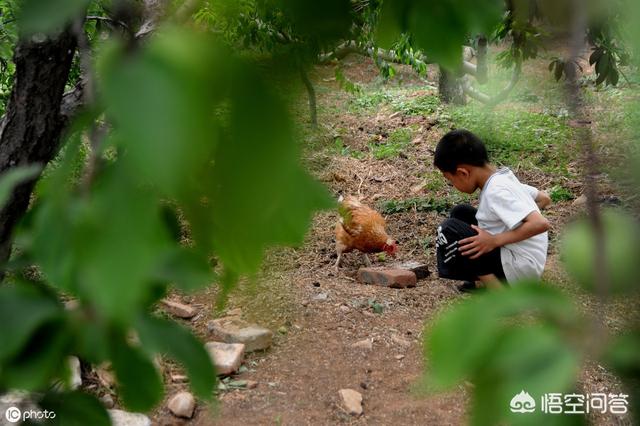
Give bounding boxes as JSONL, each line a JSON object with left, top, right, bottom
{"left": 161, "top": 299, "right": 197, "bottom": 319}
{"left": 100, "top": 394, "right": 115, "bottom": 409}
{"left": 572, "top": 194, "right": 587, "bottom": 207}
{"left": 339, "top": 389, "right": 363, "bottom": 416}
{"left": 205, "top": 342, "right": 245, "bottom": 375}
{"left": 95, "top": 364, "right": 116, "bottom": 389}
{"left": 225, "top": 308, "right": 243, "bottom": 317}
{"left": 108, "top": 409, "right": 151, "bottom": 426}
{"left": 171, "top": 374, "right": 189, "bottom": 383}
{"left": 167, "top": 391, "right": 196, "bottom": 419}
{"left": 351, "top": 339, "right": 373, "bottom": 351}
{"left": 391, "top": 335, "right": 411, "bottom": 348}
{"left": 207, "top": 318, "right": 272, "bottom": 352}
{"left": 68, "top": 356, "right": 82, "bottom": 390}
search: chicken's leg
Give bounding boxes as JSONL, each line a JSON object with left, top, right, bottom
{"left": 362, "top": 253, "right": 371, "bottom": 267}
{"left": 334, "top": 252, "right": 343, "bottom": 270}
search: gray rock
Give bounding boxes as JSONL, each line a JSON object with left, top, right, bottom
{"left": 207, "top": 318, "right": 272, "bottom": 352}
{"left": 167, "top": 391, "right": 196, "bottom": 419}
{"left": 205, "top": 342, "right": 245, "bottom": 375}
{"left": 572, "top": 194, "right": 587, "bottom": 207}
{"left": 339, "top": 389, "right": 363, "bottom": 416}
{"left": 312, "top": 292, "right": 328, "bottom": 301}
{"left": 160, "top": 299, "right": 197, "bottom": 319}
{"left": 108, "top": 409, "right": 151, "bottom": 426}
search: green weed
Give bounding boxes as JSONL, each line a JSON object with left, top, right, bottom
{"left": 369, "top": 127, "right": 412, "bottom": 159}
{"left": 550, "top": 185, "right": 574, "bottom": 202}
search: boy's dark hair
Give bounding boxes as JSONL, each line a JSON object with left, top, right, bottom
{"left": 433, "top": 129, "right": 489, "bottom": 173}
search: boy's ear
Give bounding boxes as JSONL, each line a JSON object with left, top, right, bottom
{"left": 456, "top": 167, "right": 471, "bottom": 178}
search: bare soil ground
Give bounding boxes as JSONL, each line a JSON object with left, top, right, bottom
{"left": 143, "top": 52, "right": 638, "bottom": 426}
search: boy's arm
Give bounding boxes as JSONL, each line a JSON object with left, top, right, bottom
{"left": 523, "top": 183, "right": 551, "bottom": 210}
{"left": 535, "top": 190, "right": 552, "bottom": 210}
{"left": 459, "top": 211, "right": 549, "bottom": 259}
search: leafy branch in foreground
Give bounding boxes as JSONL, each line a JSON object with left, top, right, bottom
{"left": 0, "top": 5, "right": 333, "bottom": 422}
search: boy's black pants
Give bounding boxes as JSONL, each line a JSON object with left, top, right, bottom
{"left": 436, "top": 204, "right": 506, "bottom": 282}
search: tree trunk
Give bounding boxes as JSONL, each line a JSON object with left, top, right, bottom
{"left": 0, "top": 29, "right": 77, "bottom": 266}
{"left": 299, "top": 65, "right": 317, "bottom": 127}
{"left": 438, "top": 67, "right": 466, "bottom": 105}
{"left": 476, "top": 35, "right": 488, "bottom": 85}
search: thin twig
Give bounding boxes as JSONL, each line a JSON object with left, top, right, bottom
{"left": 73, "top": 19, "right": 105, "bottom": 193}
{"left": 85, "top": 15, "right": 129, "bottom": 30}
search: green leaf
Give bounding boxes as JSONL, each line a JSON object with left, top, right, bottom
{"left": 99, "top": 31, "right": 224, "bottom": 197}
{"left": 70, "top": 165, "right": 172, "bottom": 321}
{"left": 425, "top": 294, "right": 499, "bottom": 389}
{"left": 424, "top": 283, "right": 578, "bottom": 390}
{"left": 589, "top": 48, "right": 603, "bottom": 65}
{"left": 205, "top": 62, "right": 333, "bottom": 273}
{"left": 595, "top": 52, "right": 610, "bottom": 85}
{"left": 1, "top": 320, "right": 70, "bottom": 391}
{"left": 40, "top": 391, "right": 110, "bottom": 426}
{"left": 0, "top": 164, "right": 41, "bottom": 209}
{"left": 607, "top": 67, "right": 619, "bottom": 86}
{"left": 135, "top": 314, "right": 216, "bottom": 399}
{"left": 378, "top": 0, "right": 503, "bottom": 69}
{"left": 19, "top": 0, "right": 90, "bottom": 35}
{"left": 561, "top": 209, "right": 640, "bottom": 294}
{"left": 0, "top": 281, "right": 63, "bottom": 363}
{"left": 279, "top": 0, "right": 352, "bottom": 43}
{"left": 110, "top": 332, "right": 164, "bottom": 412}
{"left": 153, "top": 247, "right": 216, "bottom": 293}
{"left": 471, "top": 325, "right": 580, "bottom": 426}
{"left": 604, "top": 331, "right": 640, "bottom": 375}
{"left": 376, "top": 0, "right": 410, "bottom": 49}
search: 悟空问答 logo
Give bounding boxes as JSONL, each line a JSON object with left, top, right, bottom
{"left": 510, "top": 390, "right": 536, "bottom": 413}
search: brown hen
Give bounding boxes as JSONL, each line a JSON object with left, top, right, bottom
{"left": 335, "top": 195, "right": 398, "bottom": 269}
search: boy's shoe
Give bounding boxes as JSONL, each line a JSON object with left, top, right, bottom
{"left": 456, "top": 281, "right": 483, "bottom": 293}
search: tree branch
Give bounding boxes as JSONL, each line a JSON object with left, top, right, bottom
{"left": 462, "top": 64, "right": 521, "bottom": 105}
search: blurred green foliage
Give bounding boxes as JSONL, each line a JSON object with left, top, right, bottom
{"left": 0, "top": 0, "right": 638, "bottom": 424}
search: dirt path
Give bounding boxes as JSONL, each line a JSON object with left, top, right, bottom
{"left": 169, "top": 212, "right": 468, "bottom": 425}
{"left": 149, "top": 54, "right": 638, "bottom": 425}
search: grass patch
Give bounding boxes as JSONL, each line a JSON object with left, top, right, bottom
{"left": 369, "top": 127, "right": 412, "bottom": 160}
{"left": 391, "top": 94, "right": 440, "bottom": 116}
{"left": 549, "top": 185, "right": 574, "bottom": 202}
{"left": 445, "top": 104, "right": 574, "bottom": 174}
{"left": 349, "top": 91, "right": 393, "bottom": 113}
{"left": 332, "top": 137, "right": 365, "bottom": 159}
{"left": 378, "top": 196, "right": 453, "bottom": 215}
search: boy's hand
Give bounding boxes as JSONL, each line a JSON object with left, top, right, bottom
{"left": 459, "top": 225, "right": 498, "bottom": 259}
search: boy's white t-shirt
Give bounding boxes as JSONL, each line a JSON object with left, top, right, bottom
{"left": 475, "top": 168, "right": 548, "bottom": 284}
